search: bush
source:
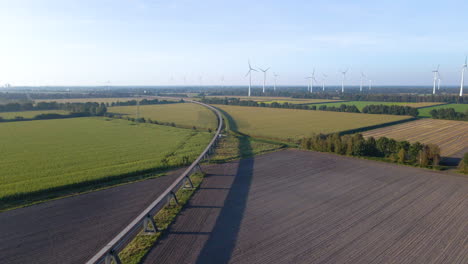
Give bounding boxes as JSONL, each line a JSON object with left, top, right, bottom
{"left": 458, "top": 153, "right": 468, "bottom": 174}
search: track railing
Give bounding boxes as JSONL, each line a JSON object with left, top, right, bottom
{"left": 86, "top": 100, "right": 223, "bottom": 264}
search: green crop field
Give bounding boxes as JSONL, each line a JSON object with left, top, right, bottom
{"left": 417, "top": 103, "right": 468, "bottom": 117}
{"left": 0, "top": 110, "right": 70, "bottom": 119}
{"left": 216, "top": 105, "right": 412, "bottom": 141}
{"left": 109, "top": 103, "right": 217, "bottom": 129}
{"left": 310, "top": 101, "right": 445, "bottom": 110}
{"left": 0, "top": 117, "right": 211, "bottom": 201}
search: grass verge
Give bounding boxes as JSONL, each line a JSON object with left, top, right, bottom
{"left": 118, "top": 172, "right": 204, "bottom": 264}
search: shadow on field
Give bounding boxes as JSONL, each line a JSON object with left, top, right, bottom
{"left": 193, "top": 109, "right": 255, "bottom": 264}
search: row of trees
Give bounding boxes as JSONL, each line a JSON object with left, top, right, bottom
{"left": 300, "top": 133, "right": 441, "bottom": 168}
{"left": 429, "top": 108, "right": 468, "bottom": 121}
{"left": 362, "top": 105, "right": 419, "bottom": 117}
{"left": 201, "top": 97, "right": 418, "bottom": 116}
{"left": 110, "top": 98, "right": 180, "bottom": 106}
{"left": 0, "top": 101, "right": 107, "bottom": 115}
{"left": 293, "top": 92, "right": 468, "bottom": 103}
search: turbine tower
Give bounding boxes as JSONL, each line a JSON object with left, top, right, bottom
{"left": 310, "top": 69, "right": 316, "bottom": 93}
{"left": 322, "top": 74, "right": 327, "bottom": 91}
{"left": 273, "top": 73, "right": 279, "bottom": 91}
{"left": 460, "top": 56, "right": 467, "bottom": 97}
{"left": 258, "top": 67, "right": 270, "bottom": 93}
{"left": 340, "top": 69, "right": 348, "bottom": 93}
{"left": 432, "top": 65, "right": 439, "bottom": 95}
{"left": 368, "top": 79, "right": 372, "bottom": 90}
{"left": 360, "top": 72, "right": 366, "bottom": 92}
{"left": 305, "top": 76, "right": 311, "bottom": 92}
{"left": 245, "top": 60, "right": 257, "bottom": 97}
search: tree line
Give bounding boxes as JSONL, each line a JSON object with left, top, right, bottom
{"left": 0, "top": 102, "right": 107, "bottom": 122}
{"left": 293, "top": 92, "right": 467, "bottom": 104}
{"left": 201, "top": 97, "right": 418, "bottom": 116}
{"left": 362, "top": 104, "right": 419, "bottom": 116}
{"left": 110, "top": 98, "right": 180, "bottom": 106}
{"left": 429, "top": 108, "right": 468, "bottom": 121}
{"left": 301, "top": 133, "right": 441, "bottom": 168}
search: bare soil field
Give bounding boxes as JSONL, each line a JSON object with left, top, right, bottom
{"left": 363, "top": 119, "right": 468, "bottom": 157}
{"left": 143, "top": 150, "right": 468, "bottom": 264}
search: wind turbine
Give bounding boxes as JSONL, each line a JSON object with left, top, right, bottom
{"left": 273, "top": 73, "right": 279, "bottom": 91}
{"left": 309, "top": 69, "right": 316, "bottom": 93}
{"left": 460, "top": 56, "right": 467, "bottom": 97}
{"left": 340, "top": 69, "right": 348, "bottom": 93}
{"left": 305, "top": 76, "right": 311, "bottom": 92}
{"left": 432, "top": 65, "right": 439, "bottom": 94}
{"left": 221, "top": 76, "right": 225, "bottom": 88}
{"left": 245, "top": 60, "right": 257, "bottom": 97}
{"left": 322, "top": 74, "right": 327, "bottom": 91}
{"left": 368, "top": 79, "right": 372, "bottom": 90}
{"left": 258, "top": 67, "right": 270, "bottom": 93}
{"left": 360, "top": 72, "right": 366, "bottom": 92}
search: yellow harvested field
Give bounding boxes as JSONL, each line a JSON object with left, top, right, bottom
{"left": 108, "top": 103, "right": 217, "bottom": 129}
{"left": 216, "top": 105, "right": 412, "bottom": 141}
{"left": 205, "top": 96, "right": 341, "bottom": 104}
{"left": 363, "top": 119, "right": 468, "bottom": 157}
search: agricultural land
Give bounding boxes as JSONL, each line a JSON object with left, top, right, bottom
{"left": 0, "top": 110, "right": 70, "bottom": 119}
{"left": 216, "top": 104, "right": 412, "bottom": 141}
{"left": 363, "top": 119, "right": 468, "bottom": 157}
{"left": 0, "top": 117, "right": 211, "bottom": 201}
{"left": 108, "top": 103, "right": 218, "bottom": 129}
{"left": 417, "top": 103, "right": 468, "bottom": 117}
{"left": 311, "top": 101, "right": 445, "bottom": 111}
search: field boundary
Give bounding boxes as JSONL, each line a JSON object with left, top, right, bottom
{"left": 86, "top": 100, "right": 223, "bottom": 264}
{"left": 338, "top": 117, "right": 417, "bottom": 135}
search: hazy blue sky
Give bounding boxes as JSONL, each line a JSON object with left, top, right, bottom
{"left": 0, "top": 0, "right": 467, "bottom": 86}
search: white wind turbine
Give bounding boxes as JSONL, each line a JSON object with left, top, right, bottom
{"left": 360, "top": 72, "right": 366, "bottom": 92}
{"left": 245, "top": 60, "right": 257, "bottom": 97}
{"left": 432, "top": 65, "right": 439, "bottom": 94}
{"left": 340, "top": 69, "right": 349, "bottom": 93}
{"left": 309, "top": 69, "right": 316, "bottom": 93}
{"left": 368, "top": 79, "right": 372, "bottom": 90}
{"left": 460, "top": 56, "right": 467, "bottom": 97}
{"left": 322, "top": 74, "right": 327, "bottom": 91}
{"left": 305, "top": 76, "right": 311, "bottom": 92}
{"left": 258, "top": 67, "right": 270, "bottom": 93}
{"left": 273, "top": 73, "right": 279, "bottom": 91}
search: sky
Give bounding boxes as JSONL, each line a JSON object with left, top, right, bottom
{"left": 0, "top": 0, "right": 467, "bottom": 86}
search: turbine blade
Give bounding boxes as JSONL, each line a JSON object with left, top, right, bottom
{"left": 265, "top": 67, "right": 270, "bottom": 72}
{"left": 245, "top": 70, "right": 251, "bottom": 77}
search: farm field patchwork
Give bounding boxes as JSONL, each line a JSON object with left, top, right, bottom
{"left": 363, "top": 119, "right": 468, "bottom": 157}
{"left": 205, "top": 96, "right": 342, "bottom": 104}
{"left": 216, "top": 105, "right": 412, "bottom": 141}
{"left": 108, "top": 103, "right": 218, "bottom": 129}
{"left": 417, "top": 103, "right": 468, "bottom": 117}
{"left": 0, "top": 110, "right": 70, "bottom": 119}
{"left": 36, "top": 96, "right": 162, "bottom": 104}
{"left": 310, "top": 101, "right": 446, "bottom": 110}
{"left": 0, "top": 117, "right": 211, "bottom": 200}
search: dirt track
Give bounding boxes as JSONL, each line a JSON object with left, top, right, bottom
{"left": 0, "top": 172, "right": 179, "bottom": 264}
{"left": 143, "top": 150, "right": 468, "bottom": 264}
